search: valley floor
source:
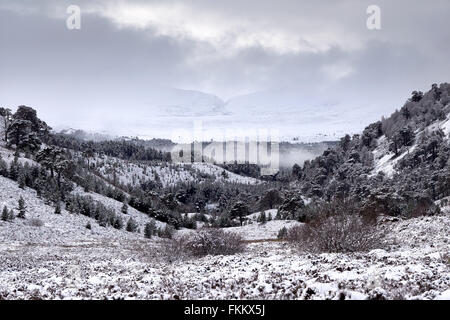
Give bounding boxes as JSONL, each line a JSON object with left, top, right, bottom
{"left": 0, "top": 213, "right": 449, "bottom": 300}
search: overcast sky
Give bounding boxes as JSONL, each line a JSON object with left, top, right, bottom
{"left": 0, "top": 0, "right": 449, "bottom": 140}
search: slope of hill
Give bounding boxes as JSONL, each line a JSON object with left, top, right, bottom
{"left": 0, "top": 143, "right": 166, "bottom": 239}
{"left": 0, "top": 175, "right": 148, "bottom": 244}
{"left": 92, "top": 156, "right": 260, "bottom": 189}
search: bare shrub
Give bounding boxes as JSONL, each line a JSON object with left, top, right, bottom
{"left": 29, "top": 218, "right": 44, "bottom": 227}
{"left": 403, "top": 197, "right": 440, "bottom": 218}
{"left": 286, "top": 224, "right": 308, "bottom": 242}
{"left": 287, "top": 199, "right": 386, "bottom": 253}
{"left": 160, "top": 228, "right": 245, "bottom": 262}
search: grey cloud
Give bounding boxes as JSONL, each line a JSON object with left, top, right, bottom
{"left": 0, "top": 0, "right": 449, "bottom": 139}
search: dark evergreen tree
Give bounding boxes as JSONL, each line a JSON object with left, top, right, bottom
{"left": 54, "top": 201, "right": 62, "bottom": 214}
{"left": 144, "top": 220, "right": 157, "bottom": 239}
{"left": 121, "top": 201, "right": 128, "bottom": 214}
{"left": 113, "top": 216, "right": 124, "bottom": 230}
{"left": 1, "top": 206, "right": 11, "bottom": 221}
{"left": 230, "top": 201, "right": 249, "bottom": 226}
{"left": 259, "top": 189, "right": 283, "bottom": 210}
{"left": 292, "top": 163, "right": 302, "bottom": 178}
{"left": 126, "top": 217, "right": 138, "bottom": 232}
{"left": 17, "top": 197, "right": 26, "bottom": 219}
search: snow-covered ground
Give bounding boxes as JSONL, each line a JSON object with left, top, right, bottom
{"left": 0, "top": 175, "right": 157, "bottom": 244}
{"left": 0, "top": 212, "right": 448, "bottom": 300}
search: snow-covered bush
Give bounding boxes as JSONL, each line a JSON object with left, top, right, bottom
{"left": 1, "top": 206, "right": 14, "bottom": 222}
{"left": 286, "top": 200, "right": 386, "bottom": 253}
{"left": 161, "top": 228, "right": 245, "bottom": 262}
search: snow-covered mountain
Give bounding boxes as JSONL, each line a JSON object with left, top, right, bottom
{"left": 35, "top": 83, "right": 404, "bottom": 143}
{"left": 222, "top": 88, "right": 399, "bottom": 142}
{"left": 142, "top": 88, "right": 227, "bottom": 117}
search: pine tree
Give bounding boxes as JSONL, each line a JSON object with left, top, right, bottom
{"left": 1, "top": 206, "right": 9, "bottom": 221}
{"left": 9, "top": 158, "right": 18, "bottom": 181}
{"left": 0, "top": 158, "right": 8, "bottom": 177}
{"left": 275, "top": 210, "right": 282, "bottom": 220}
{"left": 126, "top": 217, "right": 138, "bottom": 233}
{"left": 121, "top": 201, "right": 128, "bottom": 214}
{"left": 144, "top": 220, "right": 156, "bottom": 239}
{"left": 218, "top": 213, "right": 232, "bottom": 228}
{"left": 292, "top": 163, "right": 302, "bottom": 178}
{"left": 54, "top": 201, "right": 61, "bottom": 214}
{"left": 230, "top": 201, "right": 249, "bottom": 226}
{"left": 257, "top": 211, "right": 267, "bottom": 224}
{"left": 113, "top": 216, "right": 124, "bottom": 230}
{"left": 221, "top": 170, "right": 229, "bottom": 179}
{"left": 259, "top": 189, "right": 283, "bottom": 210}
{"left": 17, "top": 196, "right": 26, "bottom": 219}
{"left": 157, "top": 225, "right": 174, "bottom": 239}
{"left": 277, "top": 227, "right": 288, "bottom": 239}
{"left": 7, "top": 119, "right": 41, "bottom": 152}
{"left": 18, "top": 172, "right": 26, "bottom": 189}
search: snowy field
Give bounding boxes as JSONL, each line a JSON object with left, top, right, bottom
{"left": 92, "top": 155, "right": 260, "bottom": 188}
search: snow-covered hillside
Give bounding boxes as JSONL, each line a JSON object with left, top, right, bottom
{"left": 370, "top": 136, "right": 416, "bottom": 178}
{"left": 0, "top": 175, "right": 150, "bottom": 244}
{"left": 0, "top": 144, "right": 36, "bottom": 167}
{"left": 0, "top": 145, "right": 165, "bottom": 241}
{"left": 0, "top": 208, "right": 448, "bottom": 299}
